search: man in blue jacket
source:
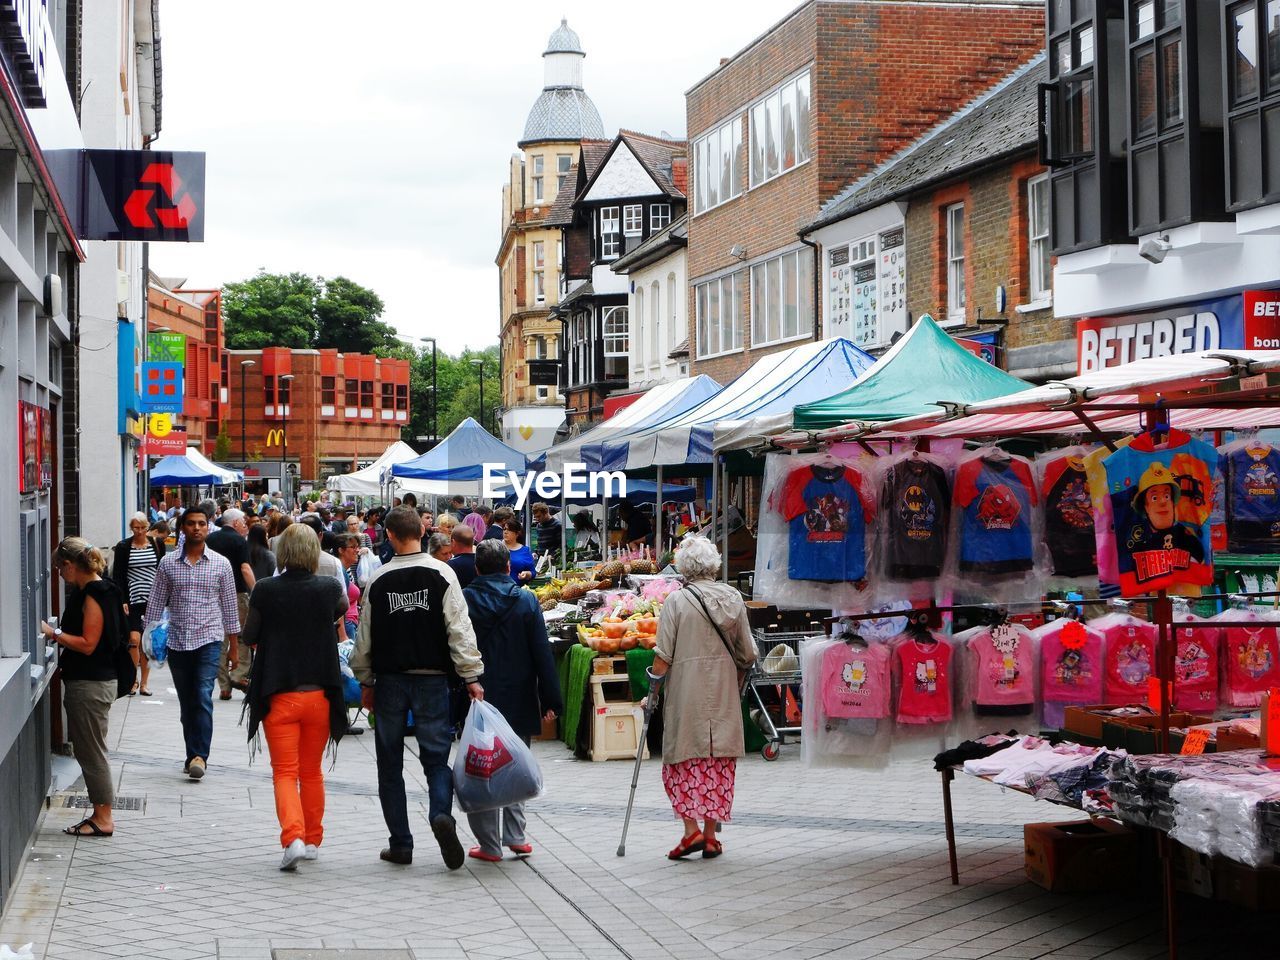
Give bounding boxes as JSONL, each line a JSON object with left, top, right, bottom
{"left": 461, "top": 540, "right": 563, "bottom": 862}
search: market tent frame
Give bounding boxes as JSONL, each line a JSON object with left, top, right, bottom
{"left": 325, "top": 440, "right": 420, "bottom": 497}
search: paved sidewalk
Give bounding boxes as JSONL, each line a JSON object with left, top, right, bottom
{"left": 0, "top": 688, "right": 1269, "bottom": 960}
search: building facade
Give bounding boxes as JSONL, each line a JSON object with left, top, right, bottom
{"left": 611, "top": 214, "right": 690, "bottom": 389}
{"left": 554, "top": 131, "right": 687, "bottom": 427}
{"left": 683, "top": 0, "right": 1044, "bottom": 385}
{"left": 496, "top": 19, "right": 605, "bottom": 455}
{"left": 1046, "top": 0, "right": 1280, "bottom": 374}
{"left": 806, "top": 55, "right": 1066, "bottom": 379}
{"left": 224, "top": 347, "right": 409, "bottom": 496}
{"left": 146, "top": 276, "right": 226, "bottom": 453}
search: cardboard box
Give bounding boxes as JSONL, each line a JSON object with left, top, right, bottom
{"left": 1063, "top": 704, "right": 1145, "bottom": 741}
{"left": 1171, "top": 842, "right": 1215, "bottom": 899}
{"left": 1217, "top": 726, "right": 1262, "bottom": 752}
{"left": 1214, "top": 856, "right": 1280, "bottom": 910}
{"left": 1024, "top": 820, "right": 1139, "bottom": 893}
{"left": 1100, "top": 712, "right": 1214, "bottom": 754}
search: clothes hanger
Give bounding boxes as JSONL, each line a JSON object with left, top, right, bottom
{"left": 983, "top": 445, "right": 1012, "bottom": 463}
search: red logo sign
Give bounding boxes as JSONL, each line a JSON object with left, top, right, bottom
{"left": 123, "top": 162, "right": 198, "bottom": 231}
{"left": 1243, "top": 290, "right": 1280, "bottom": 350}
{"left": 463, "top": 737, "right": 514, "bottom": 780}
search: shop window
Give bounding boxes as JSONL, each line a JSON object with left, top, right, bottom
{"left": 695, "top": 273, "right": 742, "bottom": 358}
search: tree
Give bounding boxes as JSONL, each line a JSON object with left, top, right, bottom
{"left": 222, "top": 272, "right": 320, "bottom": 349}
{"left": 315, "top": 276, "right": 398, "bottom": 353}
{"left": 212, "top": 423, "right": 232, "bottom": 462}
{"left": 403, "top": 344, "right": 501, "bottom": 444}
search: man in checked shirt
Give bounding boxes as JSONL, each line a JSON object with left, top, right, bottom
{"left": 146, "top": 505, "right": 241, "bottom": 780}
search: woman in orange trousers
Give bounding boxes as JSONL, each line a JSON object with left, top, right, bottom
{"left": 243, "top": 524, "right": 349, "bottom": 870}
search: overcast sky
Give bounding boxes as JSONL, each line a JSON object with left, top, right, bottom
{"left": 153, "top": 1, "right": 797, "bottom": 354}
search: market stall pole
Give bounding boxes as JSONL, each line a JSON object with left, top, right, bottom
{"left": 655, "top": 464, "right": 663, "bottom": 561}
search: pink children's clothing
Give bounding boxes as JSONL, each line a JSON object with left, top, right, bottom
{"left": 1039, "top": 621, "right": 1104, "bottom": 708}
{"left": 1221, "top": 621, "right": 1280, "bottom": 709}
{"left": 894, "top": 635, "right": 953, "bottom": 724}
{"left": 821, "top": 641, "right": 891, "bottom": 719}
{"left": 968, "top": 625, "right": 1035, "bottom": 711}
{"left": 1100, "top": 620, "right": 1157, "bottom": 703}
{"left": 1172, "top": 615, "right": 1218, "bottom": 713}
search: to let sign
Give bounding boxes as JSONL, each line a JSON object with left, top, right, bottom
{"left": 147, "top": 331, "right": 187, "bottom": 364}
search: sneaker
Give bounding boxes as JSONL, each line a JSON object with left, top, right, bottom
{"left": 187, "top": 758, "right": 206, "bottom": 780}
{"left": 304, "top": 844, "right": 319, "bottom": 861}
{"left": 431, "top": 815, "right": 465, "bottom": 871}
{"left": 379, "top": 847, "right": 412, "bottom": 865}
{"left": 280, "top": 838, "right": 305, "bottom": 872}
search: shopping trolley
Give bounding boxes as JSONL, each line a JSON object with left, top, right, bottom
{"left": 744, "top": 629, "right": 813, "bottom": 760}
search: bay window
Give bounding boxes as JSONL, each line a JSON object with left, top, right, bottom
{"left": 1225, "top": 0, "right": 1280, "bottom": 209}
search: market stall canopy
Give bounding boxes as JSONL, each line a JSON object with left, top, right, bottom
{"left": 543, "top": 375, "right": 721, "bottom": 472}
{"left": 827, "top": 350, "right": 1280, "bottom": 441}
{"left": 590, "top": 337, "right": 875, "bottom": 472}
{"left": 150, "top": 448, "right": 243, "bottom": 486}
{"left": 390, "top": 417, "right": 527, "bottom": 496}
{"left": 324, "top": 440, "right": 419, "bottom": 497}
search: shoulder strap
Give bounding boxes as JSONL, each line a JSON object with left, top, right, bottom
{"left": 683, "top": 585, "right": 738, "bottom": 661}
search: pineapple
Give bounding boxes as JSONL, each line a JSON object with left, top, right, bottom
{"left": 629, "top": 558, "right": 654, "bottom": 575}
{"left": 599, "top": 559, "right": 626, "bottom": 581}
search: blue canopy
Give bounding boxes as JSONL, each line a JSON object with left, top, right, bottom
{"left": 149, "top": 451, "right": 242, "bottom": 486}
{"left": 391, "top": 417, "right": 527, "bottom": 483}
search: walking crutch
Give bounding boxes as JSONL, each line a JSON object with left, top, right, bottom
{"left": 617, "top": 666, "right": 665, "bottom": 857}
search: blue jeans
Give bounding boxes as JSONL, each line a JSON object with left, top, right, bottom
{"left": 167, "top": 642, "right": 221, "bottom": 764}
{"left": 373, "top": 673, "right": 453, "bottom": 851}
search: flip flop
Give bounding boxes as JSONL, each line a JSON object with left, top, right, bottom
{"left": 64, "top": 818, "right": 113, "bottom": 837}
{"left": 139, "top": 688, "right": 152, "bottom": 696}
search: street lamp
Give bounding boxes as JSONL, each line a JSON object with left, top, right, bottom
{"left": 471, "top": 359, "right": 485, "bottom": 432}
{"left": 239, "top": 359, "right": 255, "bottom": 461}
{"left": 280, "top": 373, "right": 294, "bottom": 505}
{"left": 420, "top": 337, "right": 437, "bottom": 447}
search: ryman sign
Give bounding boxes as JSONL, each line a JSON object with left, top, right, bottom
{"left": 1077, "top": 290, "right": 1280, "bottom": 373}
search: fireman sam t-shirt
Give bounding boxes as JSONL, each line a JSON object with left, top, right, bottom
{"left": 776, "top": 463, "right": 874, "bottom": 582}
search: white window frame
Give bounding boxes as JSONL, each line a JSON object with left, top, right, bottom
{"left": 750, "top": 248, "right": 814, "bottom": 348}
{"left": 1027, "top": 174, "right": 1052, "bottom": 303}
{"left": 649, "top": 280, "right": 660, "bottom": 368}
{"left": 946, "top": 203, "right": 966, "bottom": 325}
{"left": 633, "top": 287, "right": 646, "bottom": 374}
{"left": 622, "top": 204, "right": 643, "bottom": 236}
{"left": 532, "top": 240, "right": 545, "bottom": 303}
{"left": 603, "top": 306, "right": 629, "bottom": 356}
{"left": 695, "top": 273, "right": 743, "bottom": 359}
{"left": 650, "top": 203, "right": 672, "bottom": 231}
{"left": 692, "top": 116, "right": 743, "bottom": 215}
{"left": 556, "top": 153, "right": 572, "bottom": 193}
{"left": 599, "top": 206, "right": 620, "bottom": 260}
{"left": 531, "top": 155, "right": 544, "bottom": 204}
{"left": 749, "top": 69, "right": 811, "bottom": 189}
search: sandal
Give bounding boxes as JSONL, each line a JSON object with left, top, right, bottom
{"left": 667, "top": 830, "right": 705, "bottom": 860}
{"left": 702, "top": 838, "right": 723, "bottom": 859}
{"left": 64, "top": 818, "right": 113, "bottom": 838}
{"left": 139, "top": 687, "right": 152, "bottom": 696}
{"left": 128, "top": 683, "right": 138, "bottom": 696}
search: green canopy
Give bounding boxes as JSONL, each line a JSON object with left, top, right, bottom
{"left": 792, "top": 315, "right": 1031, "bottom": 431}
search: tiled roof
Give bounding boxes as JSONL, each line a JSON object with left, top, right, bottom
{"left": 611, "top": 214, "right": 688, "bottom": 273}
{"left": 808, "top": 53, "right": 1046, "bottom": 233}
{"left": 617, "top": 130, "right": 688, "bottom": 198}
{"left": 521, "top": 87, "right": 606, "bottom": 145}
{"left": 543, "top": 139, "right": 613, "bottom": 227}
{"left": 544, "top": 18, "right": 584, "bottom": 55}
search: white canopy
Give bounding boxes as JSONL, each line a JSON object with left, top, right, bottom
{"left": 325, "top": 440, "right": 420, "bottom": 497}
{"left": 184, "top": 447, "right": 243, "bottom": 483}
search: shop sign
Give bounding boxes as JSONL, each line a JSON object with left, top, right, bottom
{"left": 147, "top": 331, "right": 187, "bottom": 363}
{"left": 1243, "top": 290, "right": 1280, "bottom": 349}
{"left": 18, "top": 400, "right": 50, "bottom": 493}
{"left": 142, "top": 426, "right": 187, "bottom": 456}
{"left": 139, "top": 361, "right": 184, "bottom": 413}
{"left": 953, "top": 335, "right": 999, "bottom": 366}
{"left": 527, "top": 359, "right": 559, "bottom": 386}
{"left": 79, "top": 151, "right": 206, "bottom": 242}
{"left": 0, "top": 0, "right": 49, "bottom": 108}
{"left": 1076, "top": 294, "right": 1248, "bottom": 373}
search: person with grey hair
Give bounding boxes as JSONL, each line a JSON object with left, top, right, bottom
{"left": 460, "top": 539, "right": 561, "bottom": 862}
{"left": 426, "top": 531, "right": 452, "bottom": 563}
{"left": 649, "top": 536, "right": 756, "bottom": 861}
{"left": 207, "top": 507, "right": 257, "bottom": 700}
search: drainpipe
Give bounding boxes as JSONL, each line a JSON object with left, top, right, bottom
{"left": 799, "top": 233, "right": 820, "bottom": 340}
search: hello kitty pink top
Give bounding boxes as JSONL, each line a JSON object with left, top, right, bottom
{"left": 822, "top": 641, "right": 891, "bottom": 719}
{"left": 969, "top": 625, "right": 1035, "bottom": 707}
{"left": 894, "top": 635, "right": 953, "bottom": 724}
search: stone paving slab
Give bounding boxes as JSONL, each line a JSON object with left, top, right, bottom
{"left": 0, "top": 691, "right": 1276, "bottom": 959}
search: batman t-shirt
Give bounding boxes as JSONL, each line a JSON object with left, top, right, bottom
{"left": 883, "top": 457, "right": 950, "bottom": 578}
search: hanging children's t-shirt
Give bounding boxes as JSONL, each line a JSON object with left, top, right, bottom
{"left": 883, "top": 457, "right": 950, "bottom": 579}
{"left": 1101, "top": 429, "right": 1215, "bottom": 595}
{"left": 968, "top": 623, "right": 1035, "bottom": 713}
{"left": 775, "top": 463, "right": 875, "bottom": 582}
{"left": 1041, "top": 453, "right": 1097, "bottom": 577}
{"left": 1040, "top": 621, "right": 1104, "bottom": 706}
{"left": 1100, "top": 619, "right": 1158, "bottom": 702}
{"left": 1220, "top": 620, "right": 1280, "bottom": 709}
{"left": 1222, "top": 443, "right": 1280, "bottom": 553}
{"left": 954, "top": 455, "right": 1036, "bottom": 574}
{"left": 1172, "top": 615, "right": 1219, "bottom": 713}
{"left": 895, "top": 635, "right": 953, "bottom": 724}
{"left": 821, "top": 641, "right": 891, "bottom": 719}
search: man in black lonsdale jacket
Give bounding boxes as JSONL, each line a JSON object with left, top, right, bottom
{"left": 350, "top": 506, "right": 484, "bottom": 870}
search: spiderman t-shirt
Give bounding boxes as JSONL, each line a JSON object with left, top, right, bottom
{"left": 954, "top": 456, "right": 1037, "bottom": 574}
{"left": 776, "top": 464, "right": 874, "bottom": 582}
{"left": 1041, "top": 454, "right": 1097, "bottom": 577}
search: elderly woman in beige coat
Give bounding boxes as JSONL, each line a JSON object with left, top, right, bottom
{"left": 650, "top": 536, "right": 756, "bottom": 860}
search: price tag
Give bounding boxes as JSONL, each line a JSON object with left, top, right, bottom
{"left": 1180, "top": 729, "right": 1210, "bottom": 755}
{"left": 1060, "top": 620, "right": 1088, "bottom": 650}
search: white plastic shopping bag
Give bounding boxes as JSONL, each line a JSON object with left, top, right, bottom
{"left": 452, "top": 700, "right": 544, "bottom": 813}
{"left": 356, "top": 552, "right": 382, "bottom": 587}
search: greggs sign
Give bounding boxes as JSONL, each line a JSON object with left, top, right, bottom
{"left": 1077, "top": 290, "right": 1280, "bottom": 373}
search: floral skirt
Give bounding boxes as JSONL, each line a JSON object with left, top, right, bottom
{"left": 662, "top": 757, "right": 736, "bottom": 822}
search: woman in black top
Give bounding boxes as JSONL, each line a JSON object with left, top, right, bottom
{"left": 242, "top": 523, "right": 349, "bottom": 871}
{"left": 111, "top": 512, "right": 164, "bottom": 695}
{"left": 42, "top": 537, "right": 125, "bottom": 837}
{"left": 246, "top": 524, "right": 278, "bottom": 584}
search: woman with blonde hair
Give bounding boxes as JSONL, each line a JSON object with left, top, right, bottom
{"left": 435, "top": 512, "right": 457, "bottom": 536}
{"left": 649, "top": 536, "right": 755, "bottom": 860}
{"left": 42, "top": 537, "right": 127, "bottom": 837}
{"left": 242, "top": 522, "right": 349, "bottom": 870}
{"left": 111, "top": 511, "right": 164, "bottom": 695}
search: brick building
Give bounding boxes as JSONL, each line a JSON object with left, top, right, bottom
{"left": 806, "top": 54, "right": 1071, "bottom": 379}
{"left": 224, "top": 346, "right": 409, "bottom": 494}
{"left": 683, "top": 0, "right": 1044, "bottom": 384}
{"left": 147, "top": 276, "right": 227, "bottom": 452}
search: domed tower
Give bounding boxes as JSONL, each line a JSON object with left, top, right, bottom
{"left": 496, "top": 20, "right": 607, "bottom": 452}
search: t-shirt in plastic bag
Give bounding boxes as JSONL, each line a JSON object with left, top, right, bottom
{"left": 452, "top": 699, "right": 544, "bottom": 813}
